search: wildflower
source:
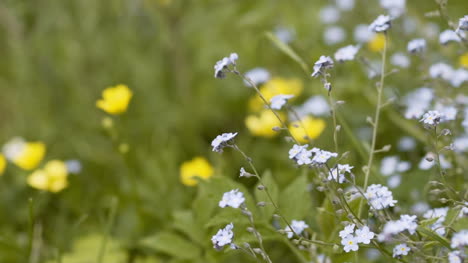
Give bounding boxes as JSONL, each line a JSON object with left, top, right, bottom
{"left": 295, "top": 149, "right": 313, "bottom": 165}
{"left": 334, "top": 45, "right": 359, "bottom": 62}
{"left": 311, "top": 56, "right": 334, "bottom": 78}
{"left": 451, "top": 68, "right": 468, "bottom": 87}
{"left": 245, "top": 110, "right": 283, "bottom": 138}
{"left": 274, "top": 26, "right": 295, "bottom": 44}
{"left": 369, "top": 15, "right": 392, "bottom": 33}
{"left": 451, "top": 230, "right": 468, "bottom": 249}
{"left": 393, "top": 243, "right": 410, "bottom": 257}
{"left": 244, "top": 68, "right": 270, "bottom": 87}
{"left": 323, "top": 26, "right": 346, "bottom": 45}
{"left": 460, "top": 52, "right": 468, "bottom": 68}
{"left": 2, "top": 137, "right": 46, "bottom": 170}
{"left": 284, "top": 220, "right": 309, "bottom": 238}
{"left": 96, "top": 84, "right": 133, "bottom": 115}
{"left": 355, "top": 226, "right": 375, "bottom": 244}
{"left": 391, "top": 53, "right": 410, "bottom": 68}
{"left": 328, "top": 164, "right": 353, "bottom": 183}
{"left": 398, "top": 136, "right": 416, "bottom": 151}
{"left": 311, "top": 149, "right": 338, "bottom": 165}
{"left": 365, "top": 184, "right": 397, "bottom": 210}
{"left": 65, "top": 160, "right": 82, "bottom": 174}
{"left": 430, "top": 62, "right": 454, "bottom": 80}
{"left": 214, "top": 53, "right": 238, "bottom": 79}
{"left": 424, "top": 207, "right": 449, "bottom": 236}
{"left": 289, "top": 144, "right": 309, "bottom": 160}
{"left": 387, "top": 175, "right": 401, "bottom": 188}
{"left": 420, "top": 110, "right": 443, "bottom": 126}
{"left": 380, "top": 0, "right": 405, "bottom": 18}
{"left": 354, "top": 24, "right": 374, "bottom": 43}
{"left": 248, "top": 77, "right": 303, "bottom": 111}
{"left": 339, "top": 224, "right": 356, "bottom": 239}
{"left": 407, "top": 38, "right": 426, "bottom": 54}
{"left": 336, "top": 0, "right": 355, "bottom": 11}
{"left": 180, "top": 157, "right": 214, "bottom": 186}
{"left": 368, "top": 34, "right": 386, "bottom": 52}
{"left": 457, "top": 15, "right": 468, "bottom": 32}
{"left": 270, "top": 94, "right": 294, "bottom": 110}
{"left": 212, "top": 223, "right": 234, "bottom": 250}
{"left": 380, "top": 156, "right": 411, "bottom": 176}
{"left": 0, "top": 154, "right": 6, "bottom": 175}
{"left": 319, "top": 6, "right": 340, "bottom": 24}
{"left": 404, "top": 87, "right": 434, "bottom": 119}
{"left": 341, "top": 235, "right": 359, "bottom": 252}
{"left": 219, "top": 189, "right": 245, "bottom": 209}
{"left": 448, "top": 251, "right": 464, "bottom": 263}
{"left": 289, "top": 116, "right": 326, "bottom": 143}
{"left": 378, "top": 214, "right": 418, "bottom": 241}
{"left": 454, "top": 137, "right": 468, "bottom": 153}
{"left": 211, "top": 132, "right": 237, "bottom": 153}
{"left": 439, "top": 30, "right": 465, "bottom": 45}
{"left": 27, "top": 160, "right": 69, "bottom": 193}
{"left": 293, "top": 95, "right": 330, "bottom": 118}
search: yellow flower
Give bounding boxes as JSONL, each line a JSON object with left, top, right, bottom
{"left": 289, "top": 116, "right": 326, "bottom": 143}
{"left": 367, "top": 34, "right": 386, "bottom": 52}
{"left": 96, "top": 84, "right": 133, "bottom": 115}
{"left": 2, "top": 138, "right": 47, "bottom": 171}
{"left": 245, "top": 110, "right": 283, "bottom": 138}
{"left": 180, "top": 157, "right": 214, "bottom": 186}
{"left": 0, "top": 154, "right": 6, "bottom": 175}
{"left": 460, "top": 52, "right": 468, "bottom": 68}
{"left": 249, "top": 78, "right": 303, "bottom": 111}
{"left": 27, "top": 160, "right": 69, "bottom": 193}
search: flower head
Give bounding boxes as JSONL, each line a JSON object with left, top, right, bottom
{"left": 27, "top": 160, "right": 69, "bottom": 193}
{"left": 339, "top": 224, "right": 355, "bottom": 239}
{"left": 2, "top": 137, "right": 46, "bottom": 170}
{"left": 212, "top": 223, "right": 234, "bottom": 250}
{"left": 457, "top": 15, "right": 468, "bottom": 32}
{"left": 219, "top": 189, "right": 245, "bottom": 209}
{"left": 311, "top": 56, "right": 334, "bottom": 78}
{"left": 214, "top": 53, "right": 238, "bottom": 79}
{"left": 96, "top": 84, "right": 132, "bottom": 115}
{"left": 249, "top": 77, "right": 303, "bottom": 111}
{"left": 369, "top": 15, "right": 392, "bottom": 33}
{"left": 270, "top": 94, "right": 294, "bottom": 110}
{"left": 355, "top": 226, "right": 375, "bottom": 244}
{"left": 420, "top": 110, "right": 443, "bottom": 126}
{"left": 244, "top": 68, "right": 270, "bottom": 87}
{"left": 284, "top": 220, "right": 309, "bottom": 239}
{"left": 451, "top": 230, "right": 468, "bottom": 249}
{"left": 334, "top": 45, "right": 359, "bottom": 62}
{"left": 328, "top": 164, "right": 353, "bottom": 183}
{"left": 311, "top": 149, "right": 338, "bottom": 165}
{"left": 289, "top": 116, "right": 326, "bottom": 143}
{"left": 341, "top": 235, "right": 359, "bottom": 252}
{"left": 393, "top": 243, "right": 410, "bottom": 257}
{"left": 245, "top": 110, "right": 283, "bottom": 138}
{"left": 365, "top": 184, "right": 397, "bottom": 210}
{"left": 211, "top": 132, "right": 237, "bottom": 153}
{"left": 180, "top": 157, "right": 214, "bottom": 186}
{"left": 407, "top": 38, "right": 426, "bottom": 54}
{"left": 0, "top": 154, "right": 6, "bottom": 176}
{"left": 440, "top": 30, "right": 465, "bottom": 45}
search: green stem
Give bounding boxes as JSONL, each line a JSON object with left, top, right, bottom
{"left": 97, "top": 197, "right": 118, "bottom": 263}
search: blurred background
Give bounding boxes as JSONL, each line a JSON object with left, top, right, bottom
{"left": 0, "top": 0, "right": 467, "bottom": 262}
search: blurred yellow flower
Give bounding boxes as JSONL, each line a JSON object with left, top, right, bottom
{"left": 96, "top": 84, "right": 133, "bottom": 115}
{"left": 460, "top": 52, "right": 468, "bottom": 68}
{"left": 249, "top": 77, "right": 303, "bottom": 111}
{"left": 3, "top": 138, "right": 46, "bottom": 170}
{"left": 0, "top": 154, "right": 6, "bottom": 175}
{"left": 27, "top": 160, "right": 69, "bottom": 193}
{"left": 367, "top": 34, "right": 386, "bottom": 52}
{"left": 289, "top": 116, "right": 326, "bottom": 143}
{"left": 245, "top": 110, "right": 283, "bottom": 138}
{"left": 180, "top": 157, "right": 214, "bottom": 186}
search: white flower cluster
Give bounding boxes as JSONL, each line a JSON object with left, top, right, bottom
{"left": 219, "top": 189, "right": 245, "bottom": 209}
{"left": 393, "top": 243, "right": 411, "bottom": 258}
{"left": 403, "top": 87, "right": 433, "bottom": 119}
{"left": 311, "top": 56, "right": 334, "bottom": 78}
{"left": 214, "top": 53, "right": 238, "bottom": 79}
{"left": 211, "top": 132, "right": 238, "bottom": 153}
{"left": 339, "top": 224, "right": 375, "bottom": 252}
{"left": 429, "top": 63, "right": 468, "bottom": 87}
{"left": 270, "top": 94, "right": 294, "bottom": 110}
{"left": 378, "top": 214, "right": 418, "bottom": 241}
{"left": 327, "top": 164, "right": 353, "bottom": 183}
{"left": 369, "top": 15, "right": 392, "bottom": 33}
{"left": 440, "top": 30, "right": 466, "bottom": 45}
{"left": 284, "top": 220, "right": 309, "bottom": 239}
{"left": 288, "top": 144, "right": 338, "bottom": 166}
{"left": 407, "top": 38, "right": 426, "bottom": 54}
{"left": 365, "top": 184, "right": 397, "bottom": 210}
{"left": 451, "top": 230, "right": 468, "bottom": 249}
{"left": 423, "top": 207, "right": 448, "bottom": 236}
{"left": 334, "top": 45, "right": 359, "bottom": 62}
{"left": 448, "top": 250, "right": 464, "bottom": 263}
{"left": 211, "top": 223, "right": 234, "bottom": 250}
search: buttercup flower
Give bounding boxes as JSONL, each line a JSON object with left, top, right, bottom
{"left": 460, "top": 52, "right": 468, "bottom": 68}
{"left": 180, "top": 157, "right": 214, "bottom": 186}
{"left": 270, "top": 94, "right": 294, "bottom": 110}
{"left": 0, "top": 154, "right": 6, "bottom": 175}
{"left": 289, "top": 116, "right": 326, "bottom": 143}
{"left": 368, "top": 34, "right": 386, "bottom": 52}
{"left": 311, "top": 56, "right": 334, "bottom": 78}
{"left": 369, "top": 15, "right": 392, "bottom": 33}
{"left": 2, "top": 137, "right": 46, "bottom": 170}
{"left": 407, "top": 38, "right": 426, "bottom": 54}
{"left": 212, "top": 223, "right": 234, "bottom": 250}
{"left": 27, "top": 160, "right": 69, "bottom": 193}
{"left": 211, "top": 132, "right": 237, "bottom": 153}
{"left": 334, "top": 45, "right": 359, "bottom": 62}
{"left": 96, "top": 84, "right": 133, "bottom": 115}
{"left": 219, "top": 189, "right": 245, "bottom": 208}
{"left": 245, "top": 110, "right": 283, "bottom": 138}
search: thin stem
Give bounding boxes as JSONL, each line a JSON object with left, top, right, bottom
{"left": 242, "top": 206, "right": 272, "bottom": 263}
{"left": 97, "top": 197, "right": 118, "bottom": 263}
{"left": 327, "top": 93, "right": 339, "bottom": 153}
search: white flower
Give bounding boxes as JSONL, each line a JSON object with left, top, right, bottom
{"left": 270, "top": 94, "right": 294, "bottom": 110}
{"left": 430, "top": 63, "right": 454, "bottom": 80}
{"left": 244, "top": 68, "right": 270, "bottom": 87}
{"left": 2, "top": 137, "right": 26, "bottom": 161}
{"left": 460, "top": 202, "right": 468, "bottom": 218}
{"left": 451, "top": 230, "right": 468, "bottom": 248}
{"left": 393, "top": 243, "right": 410, "bottom": 257}
{"left": 334, "top": 45, "right": 359, "bottom": 62}
{"left": 285, "top": 220, "right": 309, "bottom": 239}
{"left": 219, "top": 189, "right": 245, "bottom": 209}
{"left": 380, "top": 0, "right": 405, "bottom": 17}
{"left": 214, "top": 53, "right": 238, "bottom": 79}
{"left": 424, "top": 207, "right": 449, "bottom": 236}
{"left": 454, "top": 137, "right": 468, "bottom": 153}
{"left": 293, "top": 95, "right": 330, "bottom": 118}
{"left": 212, "top": 223, "right": 234, "bottom": 250}
{"left": 65, "top": 160, "right": 82, "bottom": 174}
{"left": 289, "top": 144, "right": 309, "bottom": 160}
{"left": 369, "top": 15, "right": 392, "bottom": 33}
{"left": 398, "top": 136, "right": 416, "bottom": 151}
{"left": 407, "top": 38, "right": 426, "bottom": 54}
{"left": 380, "top": 156, "right": 410, "bottom": 176}
{"left": 451, "top": 68, "right": 468, "bottom": 87}
{"left": 328, "top": 164, "right": 353, "bottom": 183}
{"left": 355, "top": 226, "right": 375, "bottom": 244}
{"left": 420, "top": 110, "right": 443, "bottom": 126}
{"left": 354, "top": 24, "right": 374, "bottom": 43}
{"left": 296, "top": 150, "right": 313, "bottom": 165}
{"left": 439, "top": 30, "right": 465, "bottom": 45}
{"left": 239, "top": 167, "right": 248, "bottom": 177}
{"left": 311, "top": 56, "right": 334, "bottom": 78}
{"left": 365, "top": 184, "right": 397, "bottom": 210}
{"left": 391, "top": 53, "right": 410, "bottom": 68}
{"left": 403, "top": 87, "right": 433, "bottom": 119}
{"left": 435, "top": 103, "right": 457, "bottom": 122}
{"left": 211, "top": 132, "right": 238, "bottom": 153}
{"left": 378, "top": 215, "right": 417, "bottom": 241}
{"left": 457, "top": 15, "right": 468, "bottom": 32}
{"left": 339, "top": 224, "right": 356, "bottom": 239}
{"left": 387, "top": 175, "right": 401, "bottom": 189}
{"left": 311, "top": 149, "right": 338, "bottom": 164}
{"left": 336, "top": 0, "right": 354, "bottom": 11}
{"left": 399, "top": 215, "right": 418, "bottom": 234}
{"left": 448, "top": 251, "right": 463, "bottom": 263}
{"left": 323, "top": 26, "right": 346, "bottom": 45}
{"left": 341, "top": 235, "right": 359, "bottom": 252}
{"left": 319, "top": 6, "right": 340, "bottom": 24}
{"left": 274, "top": 26, "right": 295, "bottom": 44}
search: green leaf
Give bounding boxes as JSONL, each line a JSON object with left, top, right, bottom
{"left": 254, "top": 170, "right": 279, "bottom": 221}
{"left": 204, "top": 207, "right": 250, "bottom": 228}
{"left": 172, "top": 210, "right": 205, "bottom": 245}
{"left": 141, "top": 232, "right": 201, "bottom": 260}
{"left": 317, "top": 198, "right": 337, "bottom": 241}
{"left": 416, "top": 226, "right": 451, "bottom": 249}
{"left": 278, "top": 175, "right": 310, "bottom": 222}
{"left": 264, "top": 32, "right": 309, "bottom": 73}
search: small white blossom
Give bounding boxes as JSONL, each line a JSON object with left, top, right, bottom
{"left": 403, "top": 87, "right": 433, "bottom": 119}
{"left": 391, "top": 53, "right": 410, "bottom": 68}
{"left": 312, "top": 149, "right": 338, "bottom": 164}
{"left": 420, "top": 110, "right": 443, "bottom": 126}
{"left": 219, "top": 189, "right": 245, "bottom": 209}
{"left": 339, "top": 224, "right": 356, "bottom": 239}
{"left": 319, "top": 6, "right": 340, "bottom": 24}
{"left": 380, "top": 156, "right": 410, "bottom": 176}
{"left": 214, "top": 53, "right": 238, "bottom": 79}
{"left": 451, "top": 68, "right": 468, "bottom": 87}
{"left": 430, "top": 63, "right": 454, "bottom": 80}
{"left": 244, "top": 68, "right": 270, "bottom": 87}
{"left": 448, "top": 251, "right": 463, "bottom": 263}
{"left": 380, "top": 0, "right": 406, "bottom": 18}
{"left": 274, "top": 26, "right": 295, "bottom": 44}
{"left": 284, "top": 220, "right": 309, "bottom": 239}
{"left": 211, "top": 223, "right": 234, "bottom": 250}
{"left": 365, "top": 184, "right": 397, "bottom": 210}
{"left": 454, "top": 137, "right": 468, "bottom": 153}
{"left": 393, "top": 243, "right": 410, "bottom": 257}
{"left": 65, "top": 160, "right": 82, "bottom": 174}
{"left": 293, "top": 95, "right": 330, "bottom": 118}
{"left": 369, "top": 15, "right": 392, "bottom": 33}
{"left": 334, "top": 45, "right": 359, "bottom": 62}
{"left": 451, "top": 230, "right": 468, "bottom": 249}
{"left": 341, "top": 235, "right": 359, "bottom": 252}
{"left": 439, "top": 30, "right": 465, "bottom": 45}
{"left": 296, "top": 150, "right": 313, "bottom": 165}
{"left": 311, "top": 56, "right": 334, "bottom": 78}
{"left": 323, "top": 26, "right": 346, "bottom": 45}
{"left": 270, "top": 94, "right": 294, "bottom": 110}
{"left": 387, "top": 175, "right": 401, "bottom": 189}
{"left": 355, "top": 226, "right": 375, "bottom": 244}
{"left": 424, "top": 207, "right": 449, "bottom": 236}
{"left": 354, "top": 24, "right": 374, "bottom": 43}
{"left": 289, "top": 144, "right": 309, "bottom": 160}
{"left": 211, "top": 132, "right": 238, "bottom": 153}
{"left": 328, "top": 164, "right": 353, "bottom": 183}
{"left": 398, "top": 137, "right": 416, "bottom": 151}
{"left": 407, "top": 38, "right": 426, "bottom": 54}
{"left": 2, "top": 137, "right": 26, "bottom": 161}
{"left": 457, "top": 15, "right": 468, "bottom": 32}
{"left": 336, "top": 0, "right": 354, "bottom": 10}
